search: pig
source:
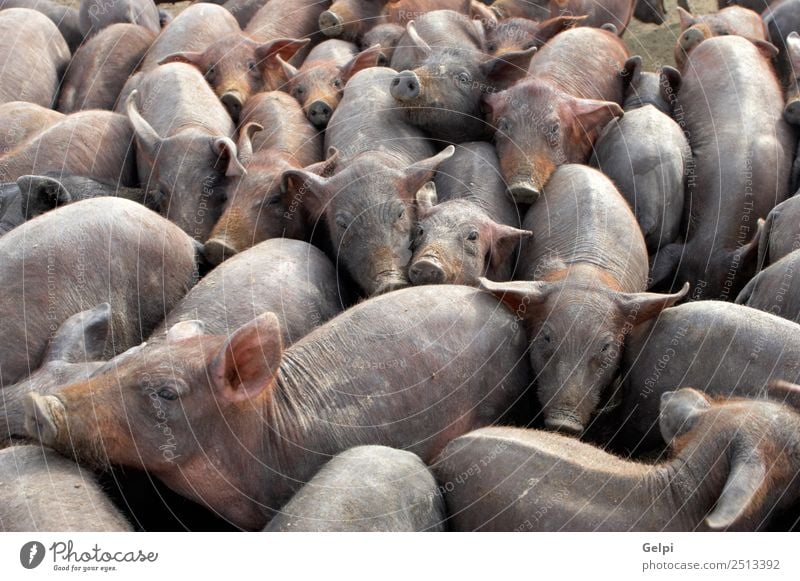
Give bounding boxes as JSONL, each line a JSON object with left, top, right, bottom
{"left": 163, "top": 238, "right": 343, "bottom": 343}
{"left": 125, "top": 63, "right": 247, "bottom": 241}
{"left": 409, "top": 142, "right": 530, "bottom": 286}
{"left": 0, "top": 173, "right": 146, "bottom": 234}
{"left": 360, "top": 23, "right": 404, "bottom": 65}
{"left": 0, "top": 0, "right": 82, "bottom": 52}
{"left": 1, "top": 305, "right": 111, "bottom": 446}
{"left": 319, "top": 0, "right": 388, "bottom": 41}
{"left": 0, "top": 197, "right": 199, "bottom": 388}
{"left": 548, "top": 0, "right": 636, "bottom": 35}
{"left": 246, "top": 0, "right": 329, "bottom": 60}
{"left": 736, "top": 249, "right": 800, "bottom": 322}
{"left": 0, "top": 102, "right": 63, "bottom": 152}
{"left": 649, "top": 37, "right": 794, "bottom": 300}
{"left": 674, "top": 6, "right": 767, "bottom": 70}
{"left": 265, "top": 446, "right": 445, "bottom": 531}
{"left": 79, "top": 0, "right": 161, "bottom": 37}
{"left": 282, "top": 67, "right": 446, "bottom": 295}
{"left": 280, "top": 39, "right": 383, "bottom": 127}
{"left": 58, "top": 23, "right": 156, "bottom": 113}
{"left": 620, "top": 300, "right": 800, "bottom": 451}
{"left": 159, "top": 34, "right": 311, "bottom": 121}
{"left": 0, "top": 110, "right": 137, "bottom": 186}
{"left": 478, "top": 164, "right": 687, "bottom": 435}
{"left": 489, "top": 0, "right": 550, "bottom": 20}
{"left": 433, "top": 385, "right": 800, "bottom": 531}
{"left": 26, "top": 285, "right": 531, "bottom": 530}
{"left": 633, "top": 0, "right": 665, "bottom": 24}
{"left": 0, "top": 9, "right": 70, "bottom": 108}
{"left": 204, "top": 93, "right": 322, "bottom": 264}
{"left": 757, "top": 194, "right": 800, "bottom": 267}
{"left": 0, "top": 445, "right": 131, "bottom": 531}
{"left": 390, "top": 11, "right": 524, "bottom": 143}
{"left": 590, "top": 58, "right": 691, "bottom": 253}
{"left": 484, "top": 26, "right": 627, "bottom": 203}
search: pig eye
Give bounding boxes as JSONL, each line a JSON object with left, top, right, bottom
{"left": 265, "top": 194, "right": 282, "bottom": 206}
{"left": 157, "top": 387, "right": 178, "bottom": 401}
{"left": 416, "top": 225, "right": 424, "bottom": 238}
{"left": 247, "top": 60, "right": 258, "bottom": 73}
{"left": 397, "top": 207, "right": 406, "bottom": 220}
{"left": 293, "top": 86, "right": 306, "bottom": 98}
{"left": 457, "top": 71, "right": 472, "bottom": 86}
{"left": 335, "top": 215, "right": 349, "bottom": 230}
{"left": 466, "top": 229, "right": 479, "bottom": 241}
{"left": 206, "top": 67, "right": 216, "bottom": 82}
{"left": 333, "top": 78, "right": 343, "bottom": 89}
{"left": 600, "top": 339, "right": 615, "bottom": 354}
{"left": 496, "top": 118, "right": 510, "bottom": 133}
{"left": 487, "top": 42, "right": 498, "bottom": 53}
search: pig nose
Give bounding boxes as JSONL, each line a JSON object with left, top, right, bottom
{"left": 508, "top": 181, "right": 541, "bottom": 204}
{"left": 679, "top": 28, "right": 706, "bottom": 53}
{"left": 409, "top": 257, "right": 445, "bottom": 285}
{"left": 308, "top": 100, "right": 333, "bottom": 127}
{"left": 785, "top": 98, "right": 800, "bottom": 125}
{"left": 544, "top": 416, "right": 584, "bottom": 436}
{"left": 24, "top": 393, "right": 62, "bottom": 447}
{"left": 390, "top": 71, "right": 420, "bottom": 101}
{"left": 221, "top": 92, "right": 244, "bottom": 122}
{"left": 203, "top": 237, "right": 239, "bottom": 266}
{"left": 319, "top": 10, "right": 343, "bottom": 37}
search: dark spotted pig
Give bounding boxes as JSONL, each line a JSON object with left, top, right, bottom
{"left": 265, "top": 446, "right": 445, "bottom": 531}
{"left": 434, "top": 385, "right": 800, "bottom": 531}
{"left": 27, "top": 285, "right": 531, "bottom": 530}
{"left": 480, "top": 164, "right": 687, "bottom": 435}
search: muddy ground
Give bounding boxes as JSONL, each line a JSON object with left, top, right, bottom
{"left": 59, "top": 0, "right": 721, "bottom": 71}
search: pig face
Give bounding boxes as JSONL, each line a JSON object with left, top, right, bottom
{"left": 24, "top": 314, "right": 284, "bottom": 529}
{"left": 126, "top": 92, "right": 246, "bottom": 242}
{"left": 409, "top": 183, "right": 530, "bottom": 285}
{"left": 485, "top": 78, "right": 622, "bottom": 203}
{"left": 360, "top": 23, "right": 404, "bottom": 65}
{"left": 485, "top": 16, "right": 584, "bottom": 58}
{"left": 633, "top": 0, "right": 666, "bottom": 25}
{"left": 282, "top": 147, "right": 454, "bottom": 295}
{"left": 281, "top": 45, "right": 382, "bottom": 127}
{"left": 660, "top": 385, "right": 800, "bottom": 530}
{"left": 480, "top": 278, "right": 688, "bottom": 434}
{"left": 160, "top": 35, "right": 310, "bottom": 121}
{"left": 319, "top": 0, "right": 388, "bottom": 41}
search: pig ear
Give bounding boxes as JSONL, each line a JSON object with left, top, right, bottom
{"left": 212, "top": 137, "right": 247, "bottom": 177}
{"left": 157, "top": 51, "right": 206, "bottom": 68}
{"left": 280, "top": 167, "right": 335, "bottom": 219}
{"left": 621, "top": 55, "right": 642, "bottom": 94}
{"left": 340, "top": 44, "right": 383, "bottom": 84}
{"left": 488, "top": 223, "right": 532, "bottom": 275}
{"left": 415, "top": 181, "right": 438, "bottom": 213}
{"left": 706, "top": 453, "right": 768, "bottom": 530}
{"left": 481, "top": 47, "right": 537, "bottom": 81}
{"left": 126, "top": 90, "right": 162, "bottom": 156}
{"left": 255, "top": 38, "right": 310, "bottom": 71}
{"left": 748, "top": 38, "right": 779, "bottom": 61}
{"left": 236, "top": 122, "right": 263, "bottom": 167}
{"left": 17, "top": 175, "right": 71, "bottom": 219}
{"left": 406, "top": 21, "right": 432, "bottom": 58}
{"left": 616, "top": 282, "right": 689, "bottom": 325}
{"left": 676, "top": 6, "right": 695, "bottom": 30}
{"left": 767, "top": 380, "right": 800, "bottom": 413}
{"left": 210, "top": 312, "right": 283, "bottom": 403}
{"left": 166, "top": 320, "right": 206, "bottom": 343}
{"left": 402, "top": 146, "right": 455, "bottom": 198}
{"left": 571, "top": 97, "right": 623, "bottom": 134}
{"left": 277, "top": 55, "right": 300, "bottom": 80}
{"left": 470, "top": 0, "right": 497, "bottom": 26}
{"left": 45, "top": 303, "right": 111, "bottom": 364}
{"left": 477, "top": 278, "right": 553, "bottom": 314}
{"left": 659, "top": 66, "right": 682, "bottom": 104}
{"left": 535, "top": 15, "right": 587, "bottom": 44}
{"left": 658, "top": 388, "right": 711, "bottom": 444}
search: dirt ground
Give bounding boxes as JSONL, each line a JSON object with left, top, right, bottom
{"left": 58, "top": 0, "right": 720, "bottom": 71}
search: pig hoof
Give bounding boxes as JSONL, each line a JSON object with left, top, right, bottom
{"left": 507, "top": 182, "right": 541, "bottom": 204}
{"left": 203, "top": 238, "right": 238, "bottom": 266}
{"left": 784, "top": 99, "right": 800, "bottom": 125}
{"left": 24, "top": 393, "right": 61, "bottom": 446}
{"left": 544, "top": 417, "right": 584, "bottom": 436}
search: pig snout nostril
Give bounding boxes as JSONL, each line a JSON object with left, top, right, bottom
{"left": 308, "top": 101, "right": 333, "bottom": 127}
{"left": 319, "top": 11, "right": 343, "bottom": 37}
{"left": 390, "top": 71, "right": 420, "bottom": 101}
{"left": 409, "top": 259, "right": 445, "bottom": 285}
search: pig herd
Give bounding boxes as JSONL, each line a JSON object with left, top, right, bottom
{"left": 1, "top": 0, "right": 800, "bottom": 533}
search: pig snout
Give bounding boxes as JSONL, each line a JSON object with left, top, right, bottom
{"left": 319, "top": 10, "right": 344, "bottom": 37}
{"left": 308, "top": 100, "right": 333, "bottom": 127}
{"left": 409, "top": 256, "right": 445, "bottom": 285}
{"left": 203, "top": 237, "right": 239, "bottom": 266}
{"left": 678, "top": 28, "right": 706, "bottom": 53}
{"left": 784, "top": 96, "right": 800, "bottom": 125}
{"left": 221, "top": 91, "right": 245, "bottom": 122}
{"left": 507, "top": 180, "right": 542, "bottom": 204}
{"left": 391, "top": 71, "right": 421, "bottom": 102}
{"left": 24, "top": 393, "right": 64, "bottom": 447}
